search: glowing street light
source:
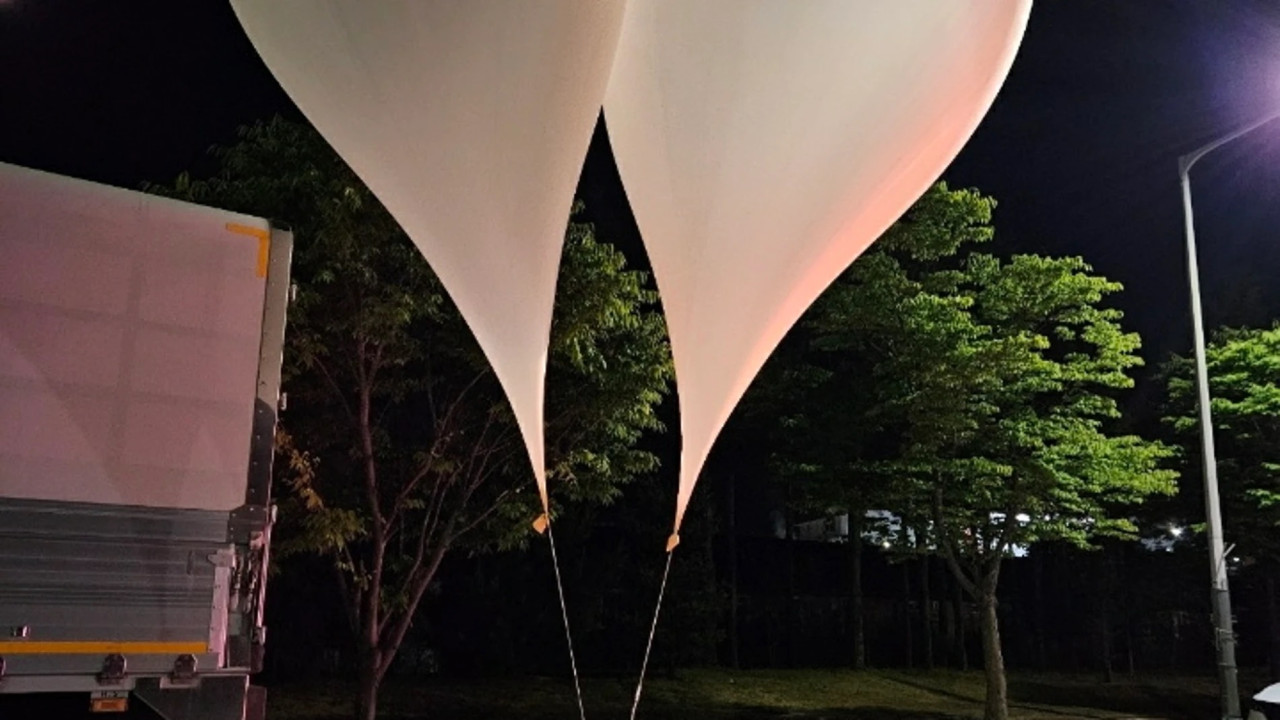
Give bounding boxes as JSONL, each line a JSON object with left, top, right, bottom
{"left": 1178, "top": 108, "right": 1280, "bottom": 720}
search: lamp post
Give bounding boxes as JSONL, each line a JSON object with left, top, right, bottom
{"left": 1178, "top": 109, "right": 1280, "bottom": 720}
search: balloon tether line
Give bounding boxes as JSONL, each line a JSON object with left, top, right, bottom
{"left": 546, "top": 520, "right": 587, "bottom": 720}
{"left": 629, "top": 546, "right": 676, "bottom": 720}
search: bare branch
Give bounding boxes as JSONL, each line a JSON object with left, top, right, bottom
{"left": 378, "top": 517, "right": 457, "bottom": 685}
{"left": 332, "top": 563, "right": 360, "bottom": 637}
{"left": 355, "top": 340, "right": 387, "bottom": 638}
{"left": 367, "top": 342, "right": 385, "bottom": 389}
{"left": 449, "top": 488, "right": 511, "bottom": 543}
{"left": 386, "top": 430, "right": 449, "bottom": 530}
{"left": 386, "top": 368, "right": 494, "bottom": 527}
{"left": 992, "top": 475, "right": 1022, "bottom": 556}
{"left": 378, "top": 501, "right": 438, "bottom": 639}
{"left": 311, "top": 356, "right": 355, "bottom": 422}
{"left": 933, "top": 486, "right": 979, "bottom": 598}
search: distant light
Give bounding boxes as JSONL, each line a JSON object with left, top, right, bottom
{"left": 882, "top": 541, "right": 891, "bottom": 549}
{"left": 1170, "top": 525, "right": 1184, "bottom": 538}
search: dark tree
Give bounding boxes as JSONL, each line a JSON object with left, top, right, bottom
{"left": 152, "top": 118, "right": 672, "bottom": 720}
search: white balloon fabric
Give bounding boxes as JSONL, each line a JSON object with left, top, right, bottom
{"left": 605, "top": 1, "right": 1031, "bottom": 538}
{"left": 230, "top": 1, "right": 626, "bottom": 513}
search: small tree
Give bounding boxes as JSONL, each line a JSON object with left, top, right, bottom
{"left": 802, "top": 184, "right": 1175, "bottom": 720}
{"left": 748, "top": 183, "right": 998, "bottom": 669}
{"left": 746, "top": 333, "right": 879, "bottom": 668}
{"left": 153, "top": 118, "right": 672, "bottom": 720}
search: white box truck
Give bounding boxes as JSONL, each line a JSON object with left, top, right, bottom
{"left": 0, "top": 161, "right": 292, "bottom": 720}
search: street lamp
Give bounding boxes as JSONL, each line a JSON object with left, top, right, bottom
{"left": 1178, "top": 109, "right": 1280, "bottom": 720}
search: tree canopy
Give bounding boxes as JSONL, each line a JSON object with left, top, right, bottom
{"left": 1165, "top": 324, "right": 1280, "bottom": 565}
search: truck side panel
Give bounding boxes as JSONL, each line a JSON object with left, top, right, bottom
{"left": 0, "top": 162, "right": 293, "bottom": 719}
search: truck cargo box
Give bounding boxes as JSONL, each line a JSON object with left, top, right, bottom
{"left": 0, "top": 161, "right": 292, "bottom": 720}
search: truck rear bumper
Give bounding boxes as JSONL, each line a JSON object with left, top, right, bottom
{"left": 0, "top": 676, "right": 264, "bottom": 720}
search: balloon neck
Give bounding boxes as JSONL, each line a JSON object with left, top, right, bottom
{"left": 532, "top": 513, "right": 550, "bottom": 535}
{"left": 665, "top": 533, "right": 680, "bottom": 553}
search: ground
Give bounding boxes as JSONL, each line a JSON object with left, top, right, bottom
{"left": 266, "top": 668, "right": 1242, "bottom": 719}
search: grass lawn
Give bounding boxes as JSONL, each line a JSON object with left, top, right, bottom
{"left": 266, "top": 668, "right": 1231, "bottom": 719}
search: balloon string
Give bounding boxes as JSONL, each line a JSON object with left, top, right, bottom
{"left": 630, "top": 549, "right": 675, "bottom": 720}
{"left": 547, "top": 521, "right": 587, "bottom": 720}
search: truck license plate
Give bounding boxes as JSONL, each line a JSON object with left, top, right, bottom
{"left": 90, "top": 690, "right": 129, "bottom": 713}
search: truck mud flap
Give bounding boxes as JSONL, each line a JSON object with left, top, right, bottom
{"left": 134, "top": 675, "right": 252, "bottom": 720}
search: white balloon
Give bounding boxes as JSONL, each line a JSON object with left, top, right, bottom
{"left": 605, "top": 0, "right": 1031, "bottom": 537}
{"left": 230, "top": 1, "right": 626, "bottom": 512}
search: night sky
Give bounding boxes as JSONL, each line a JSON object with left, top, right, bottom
{"left": 3, "top": 0, "right": 1280, "bottom": 382}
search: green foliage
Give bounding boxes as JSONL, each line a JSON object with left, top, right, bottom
{"left": 751, "top": 185, "right": 1005, "bottom": 524}
{"left": 908, "top": 250, "right": 1174, "bottom": 554}
{"left": 544, "top": 211, "right": 673, "bottom": 508}
{"left": 755, "top": 182, "right": 1175, "bottom": 578}
{"left": 1164, "top": 324, "right": 1280, "bottom": 562}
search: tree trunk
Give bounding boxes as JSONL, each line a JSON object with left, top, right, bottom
{"left": 356, "top": 649, "right": 381, "bottom": 720}
{"left": 1117, "top": 547, "right": 1135, "bottom": 677}
{"left": 727, "top": 476, "right": 740, "bottom": 670}
{"left": 702, "top": 488, "right": 719, "bottom": 663}
{"left": 785, "top": 480, "right": 797, "bottom": 668}
{"left": 902, "top": 562, "right": 913, "bottom": 668}
{"left": 921, "top": 555, "right": 935, "bottom": 670}
{"left": 1099, "top": 548, "right": 1114, "bottom": 684}
{"left": 953, "top": 571, "right": 969, "bottom": 671}
{"left": 1099, "top": 598, "right": 1113, "bottom": 684}
{"left": 849, "top": 531, "right": 866, "bottom": 669}
{"left": 942, "top": 587, "right": 957, "bottom": 667}
{"left": 345, "top": 532, "right": 448, "bottom": 720}
{"left": 1268, "top": 571, "right": 1280, "bottom": 682}
{"left": 979, "top": 585, "right": 1008, "bottom": 720}
{"left": 356, "top": 383, "right": 384, "bottom": 720}
{"left": 1124, "top": 616, "right": 1136, "bottom": 677}
{"left": 1032, "top": 550, "right": 1048, "bottom": 670}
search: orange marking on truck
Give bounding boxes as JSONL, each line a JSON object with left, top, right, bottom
{"left": 226, "top": 222, "right": 271, "bottom": 277}
{"left": 0, "top": 640, "right": 209, "bottom": 655}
